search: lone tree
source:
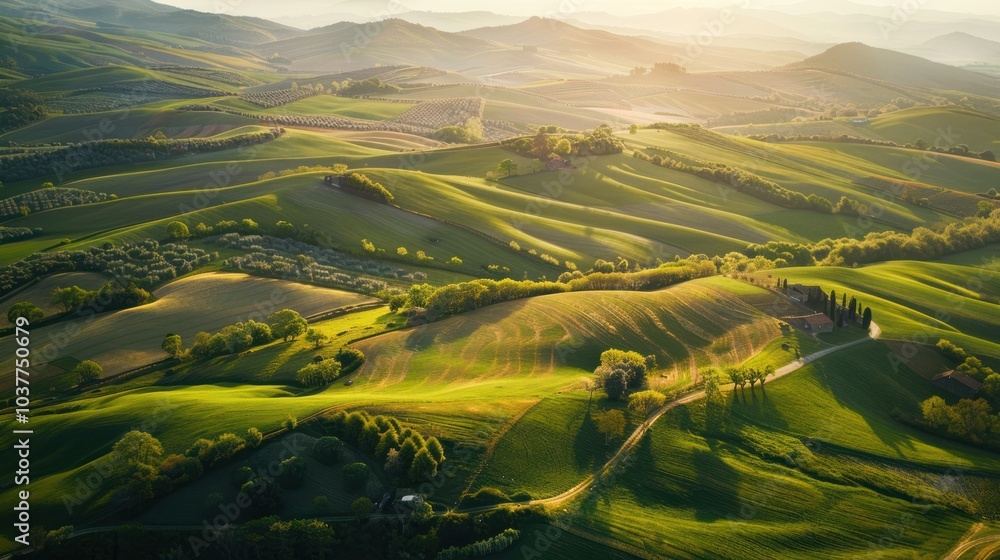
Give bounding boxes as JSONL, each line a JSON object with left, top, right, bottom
{"left": 496, "top": 159, "right": 518, "bottom": 178}
{"left": 166, "top": 221, "right": 190, "bottom": 239}
{"left": 7, "top": 301, "right": 43, "bottom": 325}
{"left": 112, "top": 430, "right": 163, "bottom": 470}
{"left": 74, "top": 360, "right": 103, "bottom": 384}
{"left": 268, "top": 309, "right": 308, "bottom": 341}
{"left": 161, "top": 334, "right": 183, "bottom": 358}
{"left": 593, "top": 409, "right": 626, "bottom": 445}
{"left": 862, "top": 307, "right": 873, "bottom": 329}
{"left": 304, "top": 328, "right": 329, "bottom": 349}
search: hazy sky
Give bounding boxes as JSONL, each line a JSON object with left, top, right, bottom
{"left": 158, "top": 0, "right": 1000, "bottom": 18}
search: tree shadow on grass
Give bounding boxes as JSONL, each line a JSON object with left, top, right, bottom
{"left": 572, "top": 409, "right": 606, "bottom": 472}
{"left": 691, "top": 446, "right": 741, "bottom": 522}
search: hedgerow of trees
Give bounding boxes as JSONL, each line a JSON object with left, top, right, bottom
{"left": 339, "top": 173, "right": 394, "bottom": 203}
{"left": 0, "top": 240, "right": 216, "bottom": 296}
{"left": 165, "top": 309, "right": 308, "bottom": 361}
{"left": 1, "top": 129, "right": 284, "bottom": 183}
{"left": 401, "top": 257, "right": 716, "bottom": 323}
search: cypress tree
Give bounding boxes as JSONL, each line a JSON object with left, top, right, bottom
{"left": 829, "top": 290, "right": 837, "bottom": 319}
{"left": 862, "top": 307, "right": 872, "bottom": 329}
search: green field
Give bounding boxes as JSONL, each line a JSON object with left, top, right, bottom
{"left": 0, "top": 273, "right": 374, "bottom": 387}
{"left": 566, "top": 341, "right": 996, "bottom": 560}
{"left": 3, "top": 14, "right": 1000, "bottom": 557}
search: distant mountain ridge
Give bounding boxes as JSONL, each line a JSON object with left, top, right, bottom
{"left": 786, "top": 42, "right": 1000, "bottom": 97}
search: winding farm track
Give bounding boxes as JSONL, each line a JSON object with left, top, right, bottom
{"left": 5, "top": 322, "right": 882, "bottom": 556}
{"left": 942, "top": 523, "right": 1000, "bottom": 560}
{"left": 464, "top": 320, "right": 882, "bottom": 512}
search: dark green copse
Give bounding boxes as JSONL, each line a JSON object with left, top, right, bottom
{"left": 862, "top": 307, "right": 873, "bottom": 329}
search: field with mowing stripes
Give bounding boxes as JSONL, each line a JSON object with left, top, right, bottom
{"left": 0, "top": 273, "right": 374, "bottom": 387}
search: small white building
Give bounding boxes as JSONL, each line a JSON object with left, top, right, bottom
{"left": 400, "top": 495, "right": 424, "bottom": 509}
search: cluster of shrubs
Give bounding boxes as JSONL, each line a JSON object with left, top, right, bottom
{"left": 0, "top": 240, "right": 215, "bottom": 296}
{"left": 0, "top": 226, "right": 37, "bottom": 244}
{"left": 633, "top": 148, "right": 851, "bottom": 215}
{"left": 169, "top": 309, "right": 308, "bottom": 361}
{"left": 109, "top": 427, "right": 264, "bottom": 508}
{"left": 339, "top": 172, "right": 394, "bottom": 203}
{"left": 917, "top": 396, "right": 999, "bottom": 450}
{"left": 324, "top": 411, "right": 446, "bottom": 486}
{"left": 503, "top": 124, "right": 624, "bottom": 161}
{"left": 594, "top": 349, "right": 652, "bottom": 400}
{"left": 0, "top": 186, "right": 113, "bottom": 218}
{"left": 295, "top": 348, "right": 363, "bottom": 387}
{"left": 2, "top": 129, "right": 284, "bottom": 183}
{"left": 398, "top": 258, "right": 716, "bottom": 322}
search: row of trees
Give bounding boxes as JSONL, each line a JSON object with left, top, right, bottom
{"left": 725, "top": 365, "right": 775, "bottom": 394}
{"left": 339, "top": 172, "right": 394, "bottom": 204}
{"left": 325, "top": 410, "right": 446, "bottom": 487}
{"left": 162, "top": 309, "right": 308, "bottom": 361}
{"left": 399, "top": 258, "right": 716, "bottom": 323}
{"left": 0, "top": 240, "right": 215, "bottom": 296}
{"left": 746, "top": 210, "right": 1000, "bottom": 268}
{"left": 6, "top": 281, "right": 153, "bottom": 326}
{"left": 749, "top": 133, "right": 995, "bottom": 162}
{"left": 436, "top": 529, "right": 521, "bottom": 560}
{"left": 2, "top": 129, "right": 284, "bottom": 183}
{"left": 818, "top": 209, "right": 1000, "bottom": 266}
{"left": 633, "top": 148, "right": 860, "bottom": 216}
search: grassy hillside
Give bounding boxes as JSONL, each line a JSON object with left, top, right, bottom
{"left": 0, "top": 273, "right": 374, "bottom": 386}
{"left": 757, "top": 260, "right": 1000, "bottom": 360}
{"left": 565, "top": 340, "right": 997, "bottom": 560}
{"left": 716, "top": 106, "right": 1000, "bottom": 153}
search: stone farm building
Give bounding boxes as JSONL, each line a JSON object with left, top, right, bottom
{"left": 788, "top": 284, "right": 823, "bottom": 304}
{"left": 932, "top": 370, "right": 982, "bottom": 399}
{"left": 801, "top": 313, "right": 835, "bottom": 334}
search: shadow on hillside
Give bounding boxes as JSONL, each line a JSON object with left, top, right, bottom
{"left": 401, "top": 298, "right": 534, "bottom": 351}
{"left": 573, "top": 409, "right": 607, "bottom": 472}
{"left": 805, "top": 340, "right": 916, "bottom": 457}
{"left": 692, "top": 445, "right": 742, "bottom": 521}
